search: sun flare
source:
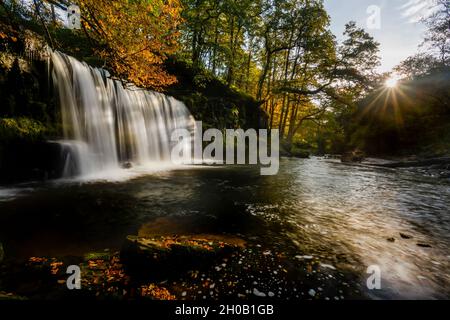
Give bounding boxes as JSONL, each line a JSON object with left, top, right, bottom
{"left": 385, "top": 77, "right": 398, "bottom": 88}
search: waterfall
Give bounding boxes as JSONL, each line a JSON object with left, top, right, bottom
{"left": 51, "top": 51, "right": 194, "bottom": 179}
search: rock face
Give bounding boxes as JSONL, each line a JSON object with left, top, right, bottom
{"left": 0, "top": 141, "right": 67, "bottom": 183}
{"left": 121, "top": 235, "right": 245, "bottom": 280}
{"left": 341, "top": 150, "right": 365, "bottom": 163}
{"left": 121, "top": 162, "right": 133, "bottom": 169}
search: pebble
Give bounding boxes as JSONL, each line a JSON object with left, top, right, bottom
{"left": 296, "top": 255, "right": 313, "bottom": 260}
{"left": 320, "top": 263, "right": 336, "bottom": 270}
{"left": 253, "top": 288, "right": 266, "bottom": 297}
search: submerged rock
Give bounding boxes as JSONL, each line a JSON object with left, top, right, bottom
{"left": 417, "top": 243, "right": 432, "bottom": 248}
{"left": 121, "top": 234, "right": 245, "bottom": 280}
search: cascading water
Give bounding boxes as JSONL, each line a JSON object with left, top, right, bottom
{"left": 51, "top": 51, "right": 194, "bottom": 179}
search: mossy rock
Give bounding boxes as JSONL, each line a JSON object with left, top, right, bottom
{"left": 121, "top": 235, "right": 245, "bottom": 281}
{"left": 290, "top": 147, "right": 310, "bottom": 159}
{"left": 84, "top": 251, "right": 112, "bottom": 261}
{"left": 341, "top": 150, "right": 365, "bottom": 163}
{"left": 0, "top": 291, "right": 27, "bottom": 301}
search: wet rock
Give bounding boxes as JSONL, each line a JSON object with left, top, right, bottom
{"left": 121, "top": 162, "right": 133, "bottom": 169}
{"left": 341, "top": 150, "right": 365, "bottom": 163}
{"left": 320, "top": 263, "right": 336, "bottom": 270}
{"left": 417, "top": 243, "right": 432, "bottom": 248}
{"left": 253, "top": 288, "right": 266, "bottom": 297}
{"left": 400, "top": 233, "right": 413, "bottom": 239}
{"left": 0, "top": 291, "right": 27, "bottom": 301}
{"left": 295, "top": 255, "right": 313, "bottom": 260}
{"left": 84, "top": 251, "right": 111, "bottom": 261}
{"left": 121, "top": 235, "right": 245, "bottom": 280}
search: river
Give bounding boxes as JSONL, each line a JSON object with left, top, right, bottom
{"left": 0, "top": 157, "right": 449, "bottom": 299}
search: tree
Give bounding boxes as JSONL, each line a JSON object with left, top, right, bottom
{"left": 77, "top": 0, "right": 182, "bottom": 90}
{"left": 394, "top": 0, "right": 449, "bottom": 79}
{"left": 273, "top": 21, "right": 380, "bottom": 147}
{"left": 421, "top": 0, "right": 450, "bottom": 66}
{"left": 394, "top": 53, "right": 442, "bottom": 79}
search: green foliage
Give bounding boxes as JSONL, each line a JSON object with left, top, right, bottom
{"left": 1, "top": 0, "right": 448, "bottom": 159}
{"left": 348, "top": 69, "right": 450, "bottom": 156}
{"left": 0, "top": 117, "right": 48, "bottom": 142}
{"left": 421, "top": 0, "right": 449, "bottom": 66}
{"left": 165, "top": 57, "right": 262, "bottom": 129}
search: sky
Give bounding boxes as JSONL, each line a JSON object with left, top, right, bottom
{"left": 324, "top": 0, "right": 437, "bottom": 72}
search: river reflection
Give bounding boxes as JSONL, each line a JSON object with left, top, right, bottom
{"left": 0, "top": 158, "right": 449, "bottom": 299}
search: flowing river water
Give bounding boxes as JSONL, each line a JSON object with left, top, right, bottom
{"left": 0, "top": 158, "right": 449, "bottom": 299}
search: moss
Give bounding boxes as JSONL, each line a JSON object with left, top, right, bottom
{"left": 164, "top": 57, "right": 264, "bottom": 130}
{"left": 0, "top": 292, "right": 27, "bottom": 301}
{"left": 84, "top": 252, "right": 112, "bottom": 261}
{"left": 0, "top": 117, "right": 48, "bottom": 142}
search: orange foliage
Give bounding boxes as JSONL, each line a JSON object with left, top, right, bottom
{"left": 141, "top": 284, "right": 176, "bottom": 300}
{"left": 77, "top": 0, "right": 182, "bottom": 90}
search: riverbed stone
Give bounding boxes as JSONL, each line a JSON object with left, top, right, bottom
{"left": 121, "top": 234, "right": 245, "bottom": 280}
{"left": 341, "top": 150, "right": 365, "bottom": 163}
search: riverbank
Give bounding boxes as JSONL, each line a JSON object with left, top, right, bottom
{"left": 356, "top": 156, "right": 450, "bottom": 179}
{"left": 0, "top": 231, "right": 363, "bottom": 301}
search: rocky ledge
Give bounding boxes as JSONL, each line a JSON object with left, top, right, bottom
{"left": 121, "top": 234, "right": 246, "bottom": 281}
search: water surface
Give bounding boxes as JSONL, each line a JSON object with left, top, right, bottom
{"left": 0, "top": 158, "right": 449, "bottom": 299}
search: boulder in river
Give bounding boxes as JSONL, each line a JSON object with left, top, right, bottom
{"left": 341, "top": 150, "right": 365, "bottom": 163}
{"left": 417, "top": 243, "right": 432, "bottom": 248}
{"left": 121, "top": 234, "right": 245, "bottom": 280}
{"left": 121, "top": 162, "right": 133, "bottom": 169}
